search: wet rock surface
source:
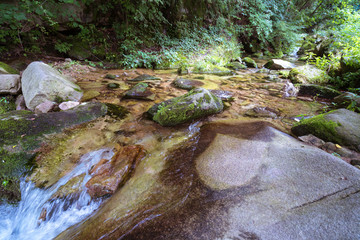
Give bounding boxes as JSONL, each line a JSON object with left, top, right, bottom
{"left": 264, "top": 59, "right": 296, "bottom": 70}
{"left": 172, "top": 78, "right": 204, "bottom": 90}
{"left": 56, "top": 121, "right": 360, "bottom": 240}
{"left": 86, "top": 145, "right": 146, "bottom": 198}
{"left": 292, "top": 108, "right": 360, "bottom": 151}
{"left": 123, "top": 82, "right": 155, "bottom": 100}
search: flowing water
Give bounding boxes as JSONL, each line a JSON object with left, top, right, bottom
{"left": 0, "top": 59, "right": 331, "bottom": 239}
{"left": 0, "top": 148, "right": 113, "bottom": 240}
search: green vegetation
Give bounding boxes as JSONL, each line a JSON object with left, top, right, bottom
{"left": 0, "top": 1, "right": 359, "bottom": 89}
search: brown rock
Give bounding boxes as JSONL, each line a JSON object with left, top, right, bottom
{"left": 86, "top": 145, "right": 146, "bottom": 198}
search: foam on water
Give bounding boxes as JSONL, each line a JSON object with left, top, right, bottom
{"left": 0, "top": 148, "right": 113, "bottom": 240}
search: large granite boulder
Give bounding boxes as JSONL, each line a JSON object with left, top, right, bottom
{"left": 289, "top": 65, "right": 328, "bottom": 84}
{"left": 264, "top": 59, "right": 296, "bottom": 70}
{"left": 0, "top": 74, "right": 21, "bottom": 94}
{"left": 56, "top": 121, "right": 360, "bottom": 240}
{"left": 292, "top": 108, "right": 360, "bottom": 151}
{"left": 147, "top": 88, "right": 223, "bottom": 126}
{"left": 22, "top": 62, "right": 83, "bottom": 110}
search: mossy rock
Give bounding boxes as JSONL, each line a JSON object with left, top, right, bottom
{"left": 242, "top": 57, "right": 257, "bottom": 68}
{"left": 129, "top": 74, "right": 161, "bottom": 82}
{"left": 226, "top": 62, "right": 247, "bottom": 71}
{"left": 105, "top": 74, "right": 116, "bottom": 79}
{"left": 292, "top": 109, "right": 360, "bottom": 151}
{"left": 192, "top": 65, "right": 234, "bottom": 76}
{"left": 298, "top": 84, "right": 341, "bottom": 99}
{"left": 0, "top": 102, "right": 108, "bottom": 202}
{"left": 68, "top": 40, "right": 91, "bottom": 61}
{"left": 289, "top": 65, "right": 328, "bottom": 84}
{"left": 334, "top": 92, "right": 360, "bottom": 110}
{"left": 172, "top": 78, "right": 204, "bottom": 90}
{"left": 0, "top": 62, "right": 19, "bottom": 74}
{"left": 123, "top": 83, "right": 155, "bottom": 100}
{"left": 147, "top": 88, "right": 223, "bottom": 126}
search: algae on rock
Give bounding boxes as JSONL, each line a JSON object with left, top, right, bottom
{"left": 148, "top": 88, "right": 223, "bottom": 126}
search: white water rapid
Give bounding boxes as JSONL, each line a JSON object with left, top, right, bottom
{"left": 0, "top": 148, "right": 114, "bottom": 240}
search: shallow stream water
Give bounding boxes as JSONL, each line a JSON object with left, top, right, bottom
{"left": 0, "top": 59, "right": 331, "bottom": 239}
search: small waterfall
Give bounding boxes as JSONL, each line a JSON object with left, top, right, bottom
{"left": 283, "top": 81, "right": 298, "bottom": 98}
{"left": 0, "top": 148, "right": 114, "bottom": 240}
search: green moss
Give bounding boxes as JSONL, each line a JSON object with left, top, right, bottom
{"left": 105, "top": 103, "right": 129, "bottom": 119}
{"left": 0, "top": 62, "right": 19, "bottom": 74}
{"left": 294, "top": 113, "right": 343, "bottom": 144}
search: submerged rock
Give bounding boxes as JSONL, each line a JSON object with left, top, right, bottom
{"left": 22, "top": 61, "right": 83, "bottom": 110}
{"left": 244, "top": 106, "right": 279, "bottom": 118}
{"left": 107, "top": 83, "right": 120, "bottom": 89}
{"left": 172, "top": 78, "right": 204, "bottom": 90}
{"left": 147, "top": 88, "right": 223, "bottom": 126}
{"left": 209, "top": 90, "right": 234, "bottom": 101}
{"left": 242, "top": 57, "right": 257, "bottom": 68}
{"left": 129, "top": 74, "right": 161, "bottom": 82}
{"left": 292, "top": 108, "right": 360, "bottom": 151}
{"left": 81, "top": 90, "right": 100, "bottom": 102}
{"left": 123, "top": 82, "right": 155, "bottom": 100}
{"left": 264, "top": 59, "right": 295, "bottom": 70}
{"left": 298, "top": 84, "right": 341, "bottom": 99}
{"left": 86, "top": 145, "right": 146, "bottom": 198}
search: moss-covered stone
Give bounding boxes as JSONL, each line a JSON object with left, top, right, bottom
{"left": 123, "top": 83, "right": 155, "bottom": 100}
{"left": 0, "top": 102, "right": 108, "bottom": 202}
{"left": 242, "top": 57, "right": 257, "bottom": 68}
{"left": 148, "top": 88, "right": 223, "bottom": 126}
{"left": 129, "top": 74, "right": 161, "bottom": 82}
{"left": 226, "top": 62, "right": 247, "bottom": 70}
{"left": 292, "top": 109, "right": 360, "bottom": 151}
{"left": 298, "top": 84, "right": 341, "bottom": 99}
{"left": 0, "top": 62, "right": 19, "bottom": 74}
{"left": 172, "top": 78, "right": 204, "bottom": 90}
{"left": 289, "top": 65, "right": 328, "bottom": 84}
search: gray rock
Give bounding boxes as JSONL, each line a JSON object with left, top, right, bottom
{"left": 34, "top": 100, "right": 56, "bottom": 113}
{"left": 123, "top": 82, "right": 155, "bottom": 100}
{"left": 148, "top": 88, "right": 223, "bottom": 126}
{"left": 15, "top": 94, "right": 26, "bottom": 110}
{"left": 0, "top": 74, "right": 21, "bottom": 94}
{"left": 59, "top": 101, "right": 80, "bottom": 111}
{"left": 264, "top": 59, "right": 296, "bottom": 70}
{"left": 245, "top": 106, "right": 279, "bottom": 118}
{"left": 292, "top": 108, "right": 360, "bottom": 151}
{"left": 22, "top": 62, "right": 83, "bottom": 110}
{"left": 71, "top": 121, "right": 360, "bottom": 240}
{"left": 172, "top": 78, "right": 204, "bottom": 90}
{"left": 298, "top": 134, "right": 326, "bottom": 147}
{"left": 334, "top": 92, "right": 360, "bottom": 109}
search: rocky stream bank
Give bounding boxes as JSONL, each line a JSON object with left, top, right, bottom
{"left": 0, "top": 57, "right": 359, "bottom": 239}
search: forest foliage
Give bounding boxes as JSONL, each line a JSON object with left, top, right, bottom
{"left": 0, "top": 0, "right": 359, "bottom": 80}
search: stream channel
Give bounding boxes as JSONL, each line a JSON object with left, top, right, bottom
{"left": 0, "top": 58, "right": 346, "bottom": 240}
